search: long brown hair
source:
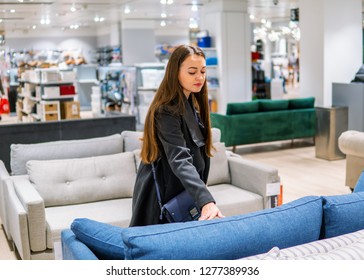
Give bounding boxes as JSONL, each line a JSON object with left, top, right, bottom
{"left": 140, "top": 44, "right": 213, "bottom": 164}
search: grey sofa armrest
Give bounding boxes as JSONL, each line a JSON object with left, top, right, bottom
{"left": 0, "top": 160, "right": 11, "bottom": 239}
{"left": 228, "top": 156, "right": 280, "bottom": 207}
{"left": 3, "top": 178, "right": 31, "bottom": 259}
{"left": 12, "top": 176, "right": 47, "bottom": 255}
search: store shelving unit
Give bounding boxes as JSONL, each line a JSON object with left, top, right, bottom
{"left": 74, "top": 65, "right": 99, "bottom": 110}
{"left": 97, "top": 65, "right": 137, "bottom": 116}
{"left": 134, "top": 62, "right": 165, "bottom": 129}
{"left": 201, "top": 47, "right": 219, "bottom": 112}
{"left": 17, "top": 68, "right": 76, "bottom": 122}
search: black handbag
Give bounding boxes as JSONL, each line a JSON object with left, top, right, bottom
{"left": 151, "top": 162, "right": 201, "bottom": 223}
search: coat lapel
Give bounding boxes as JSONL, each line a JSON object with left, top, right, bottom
{"left": 183, "top": 97, "right": 205, "bottom": 147}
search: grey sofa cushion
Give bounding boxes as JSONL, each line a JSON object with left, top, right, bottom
{"left": 207, "top": 142, "right": 230, "bottom": 186}
{"left": 45, "top": 198, "right": 132, "bottom": 249}
{"left": 11, "top": 134, "right": 124, "bottom": 175}
{"left": 121, "top": 131, "right": 143, "bottom": 152}
{"left": 27, "top": 152, "right": 136, "bottom": 207}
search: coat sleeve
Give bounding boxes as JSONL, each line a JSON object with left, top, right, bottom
{"left": 156, "top": 109, "right": 215, "bottom": 209}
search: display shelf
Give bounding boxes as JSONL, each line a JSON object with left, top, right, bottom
{"left": 97, "top": 65, "right": 137, "bottom": 116}
{"left": 201, "top": 48, "right": 219, "bottom": 112}
{"left": 16, "top": 68, "right": 77, "bottom": 122}
{"left": 135, "top": 63, "right": 165, "bottom": 128}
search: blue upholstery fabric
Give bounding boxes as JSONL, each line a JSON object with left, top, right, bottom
{"left": 71, "top": 218, "right": 125, "bottom": 260}
{"left": 122, "top": 196, "right": 323, "bottom": 260}
{"left": 354, "top": 171, "right": 364, "bottom": 193}
{"left": 322, "top": 192, "right": 364, "bottom": 238}
{"left": 61, "top": 229, "right": 98, "bottom": 260}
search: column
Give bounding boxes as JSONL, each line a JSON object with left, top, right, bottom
{"left": 121, "top": 20, "right": 157, "bottom": 65}
{"left": 300, "top": 0, "right": 362, "bottom": 106}
{"left": 202, "top": 0, "right": 251, "bottom": 113}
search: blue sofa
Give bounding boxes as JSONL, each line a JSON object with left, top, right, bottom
{"left": 61, "top": 175, "right": 364, "bottom": 260}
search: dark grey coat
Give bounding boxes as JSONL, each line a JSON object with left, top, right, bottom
{"left": 129, "top": 96, "right": 215, "bottom": 227}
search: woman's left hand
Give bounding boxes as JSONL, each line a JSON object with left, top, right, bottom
{"left": 199, "top": 202, "right": 225, "bottom": 221}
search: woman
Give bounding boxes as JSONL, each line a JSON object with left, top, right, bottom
{"left": 130, "top": 45, "right": 224, "bottom": 227}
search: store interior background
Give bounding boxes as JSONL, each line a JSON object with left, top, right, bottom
{"left": 2, "top": 0, "right": 360, "bottom": 127}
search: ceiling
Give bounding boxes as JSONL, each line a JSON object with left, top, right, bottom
{"left": 0, "top": 0, "right": 301, "bottom": 35}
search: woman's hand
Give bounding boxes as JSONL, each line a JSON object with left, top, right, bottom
{"left": 199, "top": 202, "right": 224, "bottom": 221}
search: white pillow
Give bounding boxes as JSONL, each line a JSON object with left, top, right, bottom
{"left": 207, "top": 142, "right": 230, "bottom": 186}
{"left": 27, "top": 152, "right": 136, "bottom": 207}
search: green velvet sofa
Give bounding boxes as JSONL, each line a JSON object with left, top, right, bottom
{"left": 210, "top": 97, "right": 316, "bottom": 150}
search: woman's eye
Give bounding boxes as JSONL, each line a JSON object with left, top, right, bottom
{"left": 188, "top": 72, "right": 196, "bottom": 75}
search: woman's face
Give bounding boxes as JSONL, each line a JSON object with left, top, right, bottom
{"left": 178, "top": 54, "right": 206, "bottom": 98}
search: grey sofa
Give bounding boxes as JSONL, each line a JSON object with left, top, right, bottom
{"left": 0, "top": 128, "right": 280, "bottom": 260}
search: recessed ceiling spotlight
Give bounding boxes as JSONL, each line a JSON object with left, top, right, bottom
{"left": 249, "top": 14, "right": 255, "bottom": 20}
{"left": 10, "top": 9, "right": 15, "bottom": 13}
{"left": 160, "top": 0, "right": 173, "bottom": 4}
{"left": 160, "top": 20, "right": 166, "bottom": 27}
{"left": 191, "top": 4, "right": 198, "bottom": 12}
{"left": 70, "top": 5, "right": 76, "bottom": 12}
{"left": 161, "top": 12, "right": 167, "bottom": 18}
{"left": 32, "top": 25, "right": 37, "bottom": 29}
{"left": 124, "top": 6, "right": 131, "bottom": 14}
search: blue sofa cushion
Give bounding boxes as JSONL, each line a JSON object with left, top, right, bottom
{"left": 259, "top": 100, "right": 289, "bottom": 112}
{"left": 61, "top": 229, "right": 98, "bottom": 260}
{"left": 322, "top": 192, "right": 364, "bottom": 238}
{"left": 71, "top": 218, "right": 125, "bottom": 260}
{"left": 122, "top": 196, "right": 323, "bottom": 260}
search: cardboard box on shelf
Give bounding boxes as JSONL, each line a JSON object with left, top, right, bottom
{"left": 61, "top": 101, "right": 81, "bottom": 119}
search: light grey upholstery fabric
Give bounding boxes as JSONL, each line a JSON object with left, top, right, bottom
{"left": 26, "top": 152, "right": 136, "bottom": 207}
{"left": 338, "top": 130, "right": 364, "bottom": 189}
{"left": 45, "top": 198, "right": 132, "bottom": 249}
{"left": 12, "top": 176, "right": 46, "bottom": 252}
{"left": 211, "top": 127, "right": 221, "bottom": 143}
{"left": 207, "top": 142, "right": 230, "bottom": 186}
{"left": 10, "top": 134, "right": 124, "bottom": 175}
{"left": 121, "top": 131, "right": 143, "bottom": 152}
{"left": 208, "top": 183, "right": 263, "bottom": 216}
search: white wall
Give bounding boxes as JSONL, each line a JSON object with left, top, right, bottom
{"left": 300, "top": 0, "right": 362, "bottom": 106}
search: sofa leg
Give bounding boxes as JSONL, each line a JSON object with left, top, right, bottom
{"left": 232, "top": 146, "right": 236, "bottom": 153}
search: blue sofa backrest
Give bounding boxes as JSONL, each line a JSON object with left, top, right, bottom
{"left": 121, "top": 196, "right": 323, "bottom": 260}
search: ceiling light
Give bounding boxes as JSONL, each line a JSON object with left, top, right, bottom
{"left": 160, "top": 0, "right": 173, "bottom": 4}
{"left": 191, "top": 4, "right": 198, "bottom": 12}
{"left": 249, "top": 14, "right": 255, "bottom": 20}
{"left": 161, "top": 12, "right": 167, "bottom": 18}
{"left": 10, "top": 9, "right": 15, "bottom": 13}
{"left": 160, "top": 20, "right": 166, "bottom": 27}
{"left": 124, "top": 6, "right": 130, "bottom": 14}
{"left": 70, "top": 5, "right": 76, "bottom": 12}
{"left": 70, "top": 24, "right": 79, "bottom": 29}
{"left": 32, "top": 25, "right": 36, "bottom": 29}
{"left": 99, "top": 17, "right": 105, "bottom": 22}
{"left": 0, "top": 19, "right": 2, "bottom": 23}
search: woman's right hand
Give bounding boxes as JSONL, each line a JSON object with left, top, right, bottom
{"left": 199, "top": 202, "right": 224, "bottom": 221}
